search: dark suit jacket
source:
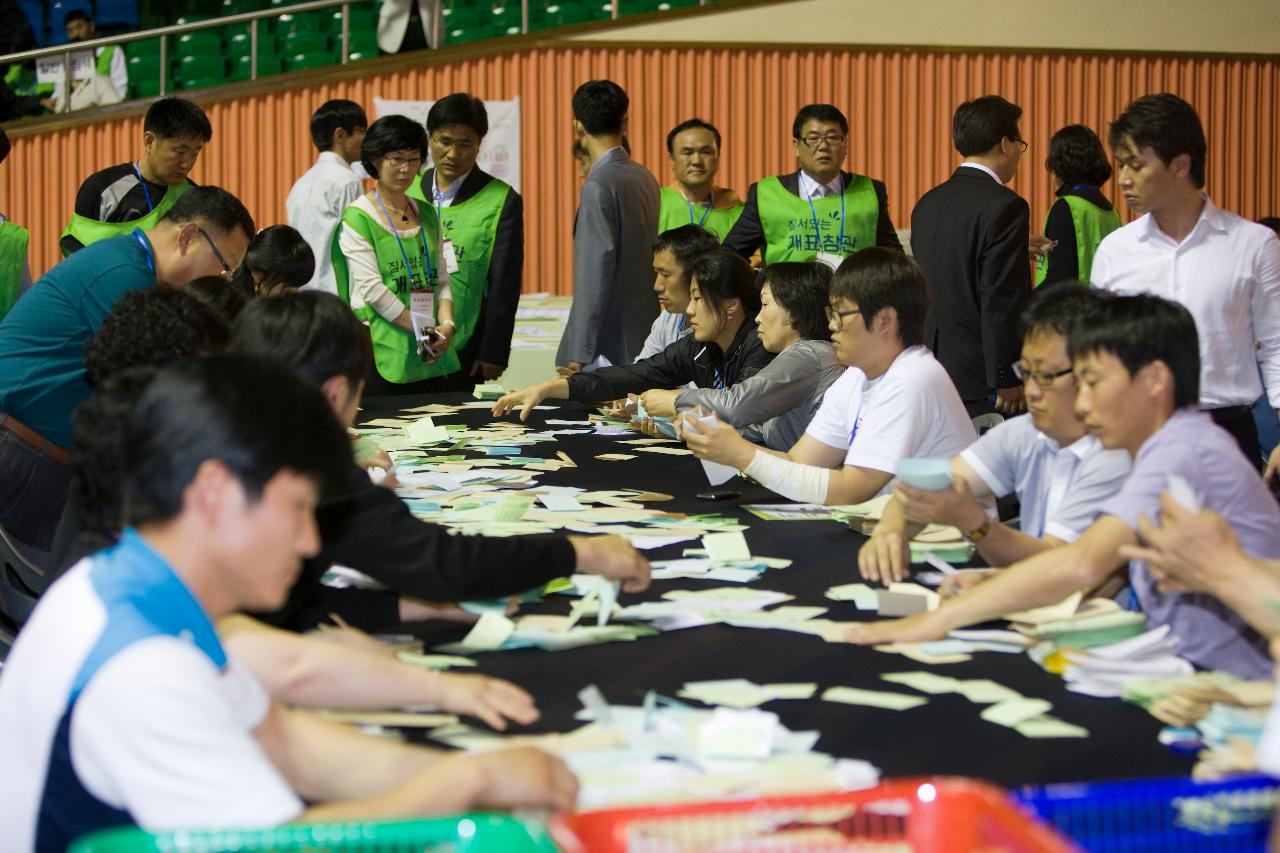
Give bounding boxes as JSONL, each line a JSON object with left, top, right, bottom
{"left": 911, "top": 166, "right": 1031, "bottom": 402}
{"left": 425, "top": 167, "right": 524, "bottom": 369}
{"left": 724, "top": 170, "right": 902, "bottom": 258}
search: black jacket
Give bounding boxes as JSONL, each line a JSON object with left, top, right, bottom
{"left": 566, "top": 322, "right": 774, "bottom": 402}
{"left": 911, "top": 167, "right": 1031, "bottom": 402}
{"left": 724, "top": 170, "right": 902, "bottom": 258}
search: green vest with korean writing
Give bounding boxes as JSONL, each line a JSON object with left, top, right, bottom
{"left": 1033, "top": 194, "right": 1122, "bottom": 286}
{"left": 756, "top": 174, "right": 878, "bottom": 264}
{"left": 657, "top": 186, "right": 744, "bottom": 243}
{"left": 95, "top": 45, "right": 118, "bottom": 78}
{"left": 0, "top": 220, "right": 29, "bottom": 320}
{"left": 60, "top": 179, "right": 190, "bottom": 256}
{"left": 332, "top": 205, "right": 461, "bottom": 383}
{"left": 407, "top": 172, "right": 509, "bottom": 355}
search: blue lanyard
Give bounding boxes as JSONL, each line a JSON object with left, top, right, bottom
{"left": 133, "top": 162, "right": 155, "bottom": 213}
{"left": 713, "top": 368, "right": 725, "bottom": 389}
{"left": 675, "top": 315, "right": 685, "bottom": 332}
{"left": 431, "top": 177, "right": 450, "bottom": 239}
{"left": 131, "top": 228, "right": 155, "bottom": 272}
{"left": 806, "top": 175, "right": 845, "bottom": 254}
{"left": 687, "top": 198, "right": 711, "bottom": 227}
{"left": 373, "top": 189, "right": 433, "bottom": 289}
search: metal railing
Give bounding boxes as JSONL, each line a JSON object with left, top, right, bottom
{"left": 0, "top": 0, "right": 712, "bottom": 108}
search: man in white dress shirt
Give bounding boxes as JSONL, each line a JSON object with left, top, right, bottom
{"left": 286, "top": 100, "right": 367, "bottom": 294}
{"left": 1091, "top": 93, "right": 1280, "bottom": 470}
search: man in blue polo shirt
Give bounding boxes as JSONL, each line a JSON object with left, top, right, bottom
{"left": 0, "top": 185, "right": 253, "bottom": 562}
{"left": 847, "top": 293, "right": 1280, "bottom": 680}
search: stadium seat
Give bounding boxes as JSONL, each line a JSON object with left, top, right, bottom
{"left": 126, "top": 51, "right": 163, "bottom": 97}
{"left": 175, "top": 30, "right": 223, "bottom": 58}
{"left": 177, "top": 54, "right": 226, "bottom": 89}
{"left": 282, "top": 30, "right": 329, "bottom": 56}
{"left": 283, "top": 50, "right": 332, "bottom": 72}
{"left": 229, "top": 51, "right": 282, "bottom": 80}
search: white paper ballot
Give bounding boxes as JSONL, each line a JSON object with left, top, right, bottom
{"left": 685, "top": 412, "right": 738, "bottom": 486}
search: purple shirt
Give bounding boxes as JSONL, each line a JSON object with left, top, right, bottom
{"left": 1099, "top": 409, "right": 1280, "bottom": 679}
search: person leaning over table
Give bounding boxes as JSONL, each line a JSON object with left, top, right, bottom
{"left": 61, "top": 97, "right": 211, "bottom": 256}
{"left": 859, "top": 281, "right": 1131, "bottom": 585}
{"left": 229, "top": 291, "right": 652, "bottom": 631}
{"left": 636, "top": 224, "right": 722, "bottom": 361}
{"left": 0, "top": 186, "right": 252, "bottom": 564}
{"left": 493, "top": 251, "right": 772, "bottom": 422}
{"left": 647, "top": 261, "right": 844, "bottom": 452}
{"left": 0, "top": 356, "right": 578, "bottom": 851}
{"left": 845, "top": 293, "right": 1280, "bottom": 681}
{"left": 682, "top": 248, "right": 975, "bottom": 506}
{"left": 407, "top": 92, "right": 524, "bottom": 387}
{"left": 334, "top": 115, "right": 458, "bottom": 397}
{"left": 230, "top": 224, "right": 316, "bottom": 299}
{"left": 1033, "top": 125, "right": 1121, "bottom": 287}
{"left": 723, "top": 103, "right": 901, "bottom": 265}
{"left": 657, "top": 118, "right": 744, "bottom": 243}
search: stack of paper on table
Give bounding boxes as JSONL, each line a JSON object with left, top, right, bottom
{"left": 1048, "top": 625, "right": 1195, "bottom": 698}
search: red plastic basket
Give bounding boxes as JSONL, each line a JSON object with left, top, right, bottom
{"left": 551, "top": 779, "right": 1077, "bottom": 853}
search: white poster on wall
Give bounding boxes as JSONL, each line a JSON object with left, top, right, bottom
{"left": 373, "top": 96, "right": 521, "bottom": 193}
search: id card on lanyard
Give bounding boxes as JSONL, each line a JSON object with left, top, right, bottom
{"left": 374, "top": 189, "right": 437, "bottom": 353}
{"left": 432, "top": 183, "right": 461, "bottom": 274}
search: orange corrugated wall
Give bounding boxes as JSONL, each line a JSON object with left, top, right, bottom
{"left": 4, "top": 44, "right": 1279, "bottom": 285}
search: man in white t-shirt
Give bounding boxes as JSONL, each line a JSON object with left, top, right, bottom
{"left": 287, "top": 100, "right": 367, "bottom": 294}
{"left": 0, "top": 356, "right": 575, "bottom": 850}
{"left": 684, "top": 247, "right": 975, "bottom": 505}
{"left": 859, "top": 282, "right": 1131, "bottom": 584}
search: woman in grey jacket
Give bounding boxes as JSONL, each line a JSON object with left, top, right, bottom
{"left": 643, "top": 262, "right": 845, "bottom": 450}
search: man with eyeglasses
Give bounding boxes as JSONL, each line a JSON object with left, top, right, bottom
{"left": 407, "top": 93, "right": 523, "bottom": 386}
{"left": 911, "top": 94, "right": 1033, "bottom": 420}
{"left": 724, "top": 104, "right": 901, "bottom": 265}
{"left": 858, "top": 283, "right": 1130, "bottom": 584}
{"left": 0, "top": 186, "right": 253, "bottom": 564}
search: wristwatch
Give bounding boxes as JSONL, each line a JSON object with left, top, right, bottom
{"left": 964, "top": 517, "right": 993, "bottom": 543}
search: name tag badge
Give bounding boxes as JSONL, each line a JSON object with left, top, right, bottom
{"left": 410, "top": 289, "right": 435, "bottom": 341}
{"left": 441, "top": 239, "right": 460, "bottom": 274}
{"left": 814, "top": 252, "right": 846, "bottom": 272}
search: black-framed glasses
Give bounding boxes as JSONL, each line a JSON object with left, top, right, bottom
{"left": 1012, "top": 362, "right": 1073, "bottom": 387}
{"left": 798, "top": 133, "right": 847, "bottom": 150}
{"left": 826, "top": 306, "right": 862, "bottom": 326}
{"left": 1010, "top": 136, "right": 1029, "bottom": 153}
{"left": 197, "top": 227, "right": 232, "bottom": 277}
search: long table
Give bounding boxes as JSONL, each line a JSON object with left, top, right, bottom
{"left": 362, "top": 393, "right": 1193, "bottom": 789}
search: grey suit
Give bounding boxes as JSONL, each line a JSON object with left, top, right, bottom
{"left": 556, "top": 147, "right": 660, "bottom": 368}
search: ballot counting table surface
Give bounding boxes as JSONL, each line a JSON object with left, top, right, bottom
{"left": 361, "top": 393, "right": 1193, "bottom": 789}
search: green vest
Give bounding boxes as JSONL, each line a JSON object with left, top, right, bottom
{"left": 1034, "top": 194, "right": 1122, "bottom": 286}
{"left": 0, "top": 220, "right": 29, "bottom": 321}
{"left": 60, "top": 179, "right": 191, "bottom": 256}
{"left": 332, "top": 204, "right": 461, "bottom": 383}
{"left": 657, "top": 186, "right": 744, "bottom": 243}
{"left": 756, "top": 174, "right": 878, "bottom": 264}
{"left": 95, "top": 45, "right": 118, "bottom": 78}
{"left": 407, "top": 172, "right": 509, "bottom": 355}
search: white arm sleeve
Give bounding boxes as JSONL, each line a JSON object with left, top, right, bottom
{"left": 338, "top": 223, "right": 405, "bottom": 323}
{"left": 744, "top": 448, "right": 831, "bottom": 505}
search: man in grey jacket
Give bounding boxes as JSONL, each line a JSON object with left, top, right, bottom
{"left": 556, "top": 80, "right": 661, "bottom": 373}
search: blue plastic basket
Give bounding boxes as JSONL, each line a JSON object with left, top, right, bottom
{"left": 1016, "top": 774, "right": 1279, "bottom": 852}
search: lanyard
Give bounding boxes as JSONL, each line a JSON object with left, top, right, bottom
{"left": 373, "top": 189, "right": 433, "bottom": 289}
{"left": 681, "top": 186, "right": 712, "bottom": 227}
{"left": 133, "top": 162, "right": 155, "bottom": 213}
{"left": 806, "top": 175, "right": 845, "bottom": 254}
{"left": 131, "top": 228, "right": 155, "bottom": 273}
{"left": 431, "top": 176, "right": 450, "bottom": 238}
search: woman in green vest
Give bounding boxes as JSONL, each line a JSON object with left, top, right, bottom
{"left": 1034, "top": 124, "right": 1122, "bottom": 286}
{"left": 333, "top": 115, "right": 457, "bottom": 395}
{"left": 657, "top": 119, "right": 744, "bottom": 243}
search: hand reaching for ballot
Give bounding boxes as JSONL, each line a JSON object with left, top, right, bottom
{"left": 837, "top": 611, "right": 949, "bottom": 646}
{"left": 603, "top": 395, "right": 638, "bottom": 421}
{"left": 491, "top": 379, "right": 561, "bottom": 422}
{"left": 569, "top": 534, "right": 651, "bottom": 592}
{"left": 857, "top": 530, "right": 911, "bottom": 584}
{"left": 637, "top": 388, "right": 679, "bottom": 418}
{"left": 430, "top": 672, "right": 539, "bottom": 731}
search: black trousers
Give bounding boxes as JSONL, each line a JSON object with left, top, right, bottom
{"left": 1210, "top": 405, "right": 1263, "bottom": 470}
